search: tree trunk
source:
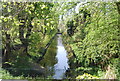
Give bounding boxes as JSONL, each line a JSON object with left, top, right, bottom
{"left": 18, "top": 15, "right": 34, "bottom": 57}
{"left": 37, "top": 34, "right": 57, "bottom": 63}
{"left": 3, "top": 33, "right": 11, "bottom": 62}
{"left": 18, "top": 14, "right": 28, "bottom": 56}
{"left": 116, "top": 2, "right": 120, "bottom": 14}
{"left": 24, "top": 17, "right": 34, "bottom": 56}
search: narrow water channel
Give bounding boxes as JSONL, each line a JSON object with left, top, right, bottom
{"left": 53, "top": 34, "right": 69, "bottom": 79}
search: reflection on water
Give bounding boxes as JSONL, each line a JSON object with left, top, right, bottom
{"left": 53, "top": 34, "right": 69, "bottom": 79}
{"left": 39, "top": 37, "right": 57, "bottom": 73}
{"left": 39, "top": 34, "right": 69, "bottom": 79}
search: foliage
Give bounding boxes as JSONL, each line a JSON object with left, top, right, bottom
{"left": 110, "top": 58, "right": 120, "bottom": 80}
{"left": 1, "top": 2, "right": 59, "bottom": 60}
{"left": 0, "top": 68, "right": 24, "bottom": 79}
{"left": 1, "top": 1, "right": 59, "bottom": 79}
{"left": 62, "top": 2, "right": 120, "bottom": 79}
{"left": 76, "top": 73, "right": 99, "bottom": 79}
{"left": 1, "top": 1, "right": 120, "bottom": 80}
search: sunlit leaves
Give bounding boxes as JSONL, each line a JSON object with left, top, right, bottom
{"left": 1, "top": 1, "right": 59, "bottom": 60}
{"left": 3, "top": 4, "right": 7, "bottom": 7}
{"left": 41, "top": 4, "right": 46, "bottom": 9}
{"left": 63, "top": 2, "right": 120, "bottom": 69}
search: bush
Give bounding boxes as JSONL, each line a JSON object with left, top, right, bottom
{"left": 76, "top": 73, "right": 99, "bottom": 79}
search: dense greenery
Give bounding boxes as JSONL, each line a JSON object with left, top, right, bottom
{"left": 1, "top": 1, "right": 59, "bottom": 79}
{"left": 0, "top": 1, "right": 120, "bottom": 80}
{"left": 62, "top": 2, "right": 120, "bottom": 79}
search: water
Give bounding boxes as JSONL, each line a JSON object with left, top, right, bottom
{"left": 53, "top": 34, "right": 69, "bottom": 79}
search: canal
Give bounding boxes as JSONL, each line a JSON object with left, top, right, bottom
{"left": 39, "top": 34, "right": 69, "bottom": 79}
{"left": 53, "top": 34, "right": 69, "bottom": 79}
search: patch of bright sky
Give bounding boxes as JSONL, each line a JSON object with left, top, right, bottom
{"left": 59, "top": 0, "right": 87, "bottom": 20}
{"left": 75, "top": 1, "right": 87, "bottom": 13}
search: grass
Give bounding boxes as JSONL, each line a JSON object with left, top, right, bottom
{"left": 0, "top": 67, "right": 25, "bottom": 79}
